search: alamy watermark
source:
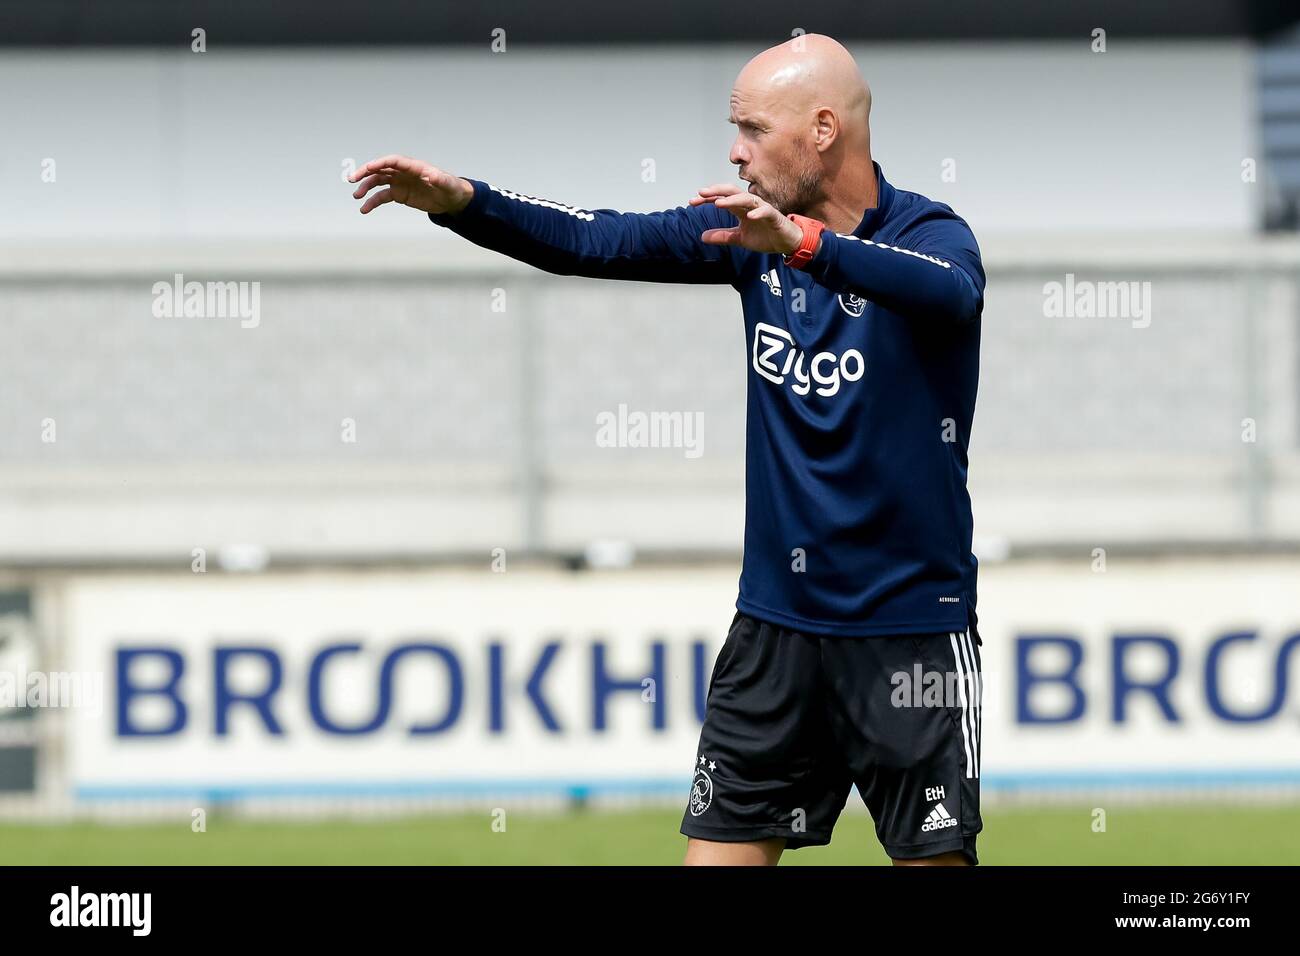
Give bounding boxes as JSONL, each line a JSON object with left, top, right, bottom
{"left": 1, "top": 668, "right": 104, "bottom": 713}
{"left": 1043, "top": 273, "right": 1151, "bottom": 328}
{"left": 891, "top": 664, "right": 986, "bottom": 710}
{"left": 50, "top": 886, "right": 151, "bottom": 936}
{"left": 152, "top": 273, "right": 260, "bottom": 328}
{"left": 595, "top": 403, "right": 703, "bottom": 459}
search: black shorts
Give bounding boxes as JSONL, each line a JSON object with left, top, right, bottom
{"left": 680, "top": 611, "right": 983, "bottom": 863}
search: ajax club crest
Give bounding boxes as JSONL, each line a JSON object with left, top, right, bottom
{"left": 838, "top": 292, "right": 867, "bottom": 317}
{"left": 689, "top": 755, "right": 716, "bottom": 817}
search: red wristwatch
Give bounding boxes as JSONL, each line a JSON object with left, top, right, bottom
{"left": 782, "top": 214, "right": 825, "bottom": 269}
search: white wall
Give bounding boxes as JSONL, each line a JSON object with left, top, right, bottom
{"left": 1, "top": 41, "right": 1257, "bottom": 241}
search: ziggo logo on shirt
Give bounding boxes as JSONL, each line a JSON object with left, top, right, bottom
{"left": 751, "top": 322, "right": 865, "bottom": 398}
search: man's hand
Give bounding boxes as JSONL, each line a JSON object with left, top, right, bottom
{"left": 690, "top": 184, "right": 804, "bottom": 255}
{"left": 349, "top": 154, "right": 475, "bottom": 215}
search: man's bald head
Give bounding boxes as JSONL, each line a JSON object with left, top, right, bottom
{"left": 728, "top": 34, "right": 873, "bottom": 216}
{"left": 734, "top": 34, "right": 871, "bottom": 140}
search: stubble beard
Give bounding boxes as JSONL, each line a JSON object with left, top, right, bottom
{"left": 759, "top": 144, "right": 825, "bottom": 217}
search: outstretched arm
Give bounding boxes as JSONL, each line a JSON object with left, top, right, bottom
{"left": 349, "top": 154, "right": 738, "bottom": 285}
{"left": 691, "top": 184, "right": 984, "bottom": 325}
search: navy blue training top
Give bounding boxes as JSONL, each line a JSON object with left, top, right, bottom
{"left": 429, "top": 162, "right": 984, "bottom": 637}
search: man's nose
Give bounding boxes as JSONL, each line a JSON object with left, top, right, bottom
{"left": 729, "top": 136, "right": 748, "bottom": 167}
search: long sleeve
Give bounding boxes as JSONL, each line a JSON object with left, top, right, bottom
{"left": 798, "top": 212, "right": 985, "bottom": 325}
{"left": 428, "top": 179, "right": 739, "bottom": 285}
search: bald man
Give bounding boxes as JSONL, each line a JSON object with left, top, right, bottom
{"left": 350, "top": 35, "right": 985, "bottom": 867}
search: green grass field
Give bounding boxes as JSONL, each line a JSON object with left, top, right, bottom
{"left": 2, "top": 803, "right": 1296, "bottom": 864}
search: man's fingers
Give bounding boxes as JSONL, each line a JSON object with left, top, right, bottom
{"left": 697, "top": 183, "right": 743, "bottom": 198}
{"left": 700, "top": 227, "right": 742, "bottom": 245}
{"left": 714, "top": 192, "right": 762, "bottom": 212}
{"left": 353, "top": 164, "right": 403, "bottom": 183}
{"left": 349, "top": 154, "right": 422, "bottom": 183}
{"left": 747, "top": 204, "right": 780, "bottom": 221}
{"left": 349, "top": 155, "right": 401, "bottom": 182}
{"left": 359, "top": 187, "right": 396, "bottom": 214}
{"left": 690, "top": 183, "right": 746, "bottom": 207}
{"left": 710, "top": 192, "right": 763, "bottom": 223}
{"left": 351, "top": 173, "right": 393, "bottom": 199}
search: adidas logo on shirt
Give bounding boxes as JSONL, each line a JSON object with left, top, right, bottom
{"left": 921, "top": 802, "right": 959, "bottom": 832}
{"left": 759, "top": 268, "right": 782, "bottom": 297}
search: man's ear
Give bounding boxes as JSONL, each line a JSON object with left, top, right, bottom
{"left": 814, "top": 108, "right": 838, "bottom": 152}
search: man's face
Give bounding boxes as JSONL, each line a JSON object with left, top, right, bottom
{"left": 728, "top": 87, "right": 823, "bottom": 216}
